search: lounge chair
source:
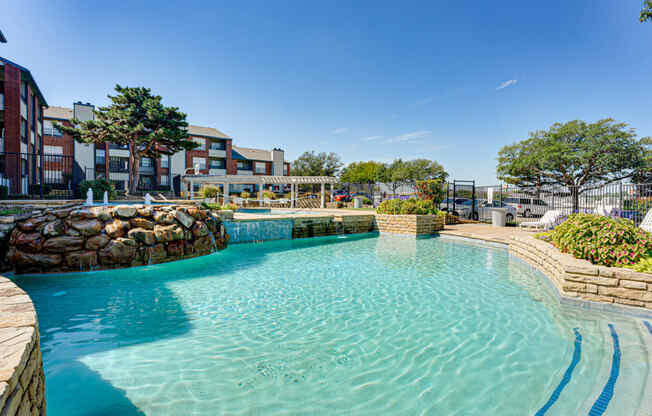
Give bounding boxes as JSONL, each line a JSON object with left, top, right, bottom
{"left": 594, "top": 205, "right": 616, "bottom": 217}
{"left": 519, "top": 210, "right": 562, "bottom": 231}
{"left": 640, "top": 209, "right": 652, "bottom": 233}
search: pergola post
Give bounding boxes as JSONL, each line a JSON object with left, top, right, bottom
{"left": 330, "top": 183, "right": 334, "bottom": 202}
{"left": 259, "top": 183, "right": 263, "bottom": 206}
{"left": 291, "top": 183, "right": 295, "bottom": 208}
{"left": 320, "top": 183, "right": 325, "bottom": 208}
{"left": 189, "top": 180, "right": 194, "bottom": 200}
{"left": 223, "top": 183, "right": 229, "bottom": 204}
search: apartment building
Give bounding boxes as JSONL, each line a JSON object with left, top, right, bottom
{"left": 0, "top": 56, "right": 48, "bottom": 194}
{"left": 42, "top": 102, "right": 290, "bottom": 196}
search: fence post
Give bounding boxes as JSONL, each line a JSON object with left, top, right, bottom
{"left": 619, "top": 182, "right": 623, "bottom": 215}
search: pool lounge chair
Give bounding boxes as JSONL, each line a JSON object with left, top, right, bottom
{"left": 640, "top": 209, "right": 652, "bottom": 233}
{"left": 519, "top": 210, "right": 562, "bottom": 231}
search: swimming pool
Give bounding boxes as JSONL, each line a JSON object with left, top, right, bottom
{"left": 13, "top": 234, "right": 652, "bottom": 415}
{"left": 237, "top": 208, "right": 317, "bottom": 215}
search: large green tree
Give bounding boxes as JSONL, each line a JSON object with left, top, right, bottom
{"left": 642, "top": 0, "right": 652, "bottom": 22}
{"left": 377, "top": 158, "right": 447, "bottom": 195}
{"left": 339, "top": 161, "right": 384, "bottom": 184}
{"left": 58, "top": 85, "right": 197, "bottom": 194}
{"left": 290, "top": 151, "right": 343, "bottom": 176}
{"left": 497, "top": 118, "right": 648, "bottom": 210}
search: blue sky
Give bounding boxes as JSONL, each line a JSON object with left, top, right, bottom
{"left": 2, "top": 1, "right": 651, "bottom": 184}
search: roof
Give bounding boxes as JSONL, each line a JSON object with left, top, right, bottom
{"left": 44, "top": 106, "right": 73, "bottom": 121}
{"left": 0, "top": 56, "right": 47, "bottom": 106}
{"left": 232, "top": 146, "right": 272, "bottom": 162}
{"left": 187, "top": 125, "right": 231, "bottom": 139}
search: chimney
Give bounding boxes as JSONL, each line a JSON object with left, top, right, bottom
{"left": 271, "top": 148, "right": 284, "bottom": 176}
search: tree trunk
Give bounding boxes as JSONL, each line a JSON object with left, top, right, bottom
{"left": 128, "top": 145, "right": 141, "bottom": 195}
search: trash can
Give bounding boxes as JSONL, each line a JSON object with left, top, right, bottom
{"left": 490, "top": 208, "right": 507, "bottom": 227}
{"left": 353, "top": 197, "right": 363, "bottom": 209}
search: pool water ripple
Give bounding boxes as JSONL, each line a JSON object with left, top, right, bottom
{"left": 13, "top": 234, "right": 652, "bottom": 415}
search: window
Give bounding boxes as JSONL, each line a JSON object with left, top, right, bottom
{"left": 160, "top": 155, "right": 169, "bottom": 168}
{"left": 20, "top": 118, "right": 27, "bottom": 143}
{"left": 44, "top": 120, "right": 62, "bottom": 137}
{"left": 209, "top": 157, "right": 225, "bottom": 169}
{"left": 192, "top": 137, "right": 205, "bottom": 149}
{"left": 192, "top": 157, "right": 206, "bottom": 170}
{"left": 255, "top": 162, "right": 266, "bottom": 174}
{"left": 20, "top": 81, "right": 27, "bottom": 101}
{"left": 160, "top": 175, "right": 168, "bottom": 186}
{"left": 109, "top": 157, "right": 129, "bottom": 173}
{"left": 209, "top": 140, "right": 225, "bottom": 150}
{"left": 237, "top": 160, "right": 252, "bottom": 170}
{"left": 96, "top": 149, "right": 106, "bottom": 165}
{"left": 141, "top": 157, "right": 153, "bottom": 168}
{"left": 283, "top": 164, "right": 289, "bottom": 175}
{"left": 109, "top": 143, "right": 129, "bottom": 150}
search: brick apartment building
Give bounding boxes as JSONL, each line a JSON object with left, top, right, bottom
{"left": 0, "top": 56, "right": 49, "bottom": 195}
{"left": 42, "top": 102, "right": 291, "bottom": 197}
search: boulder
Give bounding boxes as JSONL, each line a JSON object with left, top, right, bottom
{"left": 70, "top": 209, "right": 95, "bottom": 220}
{"left": 85, "top": 234, "right": 111, "bottom": 250}
{"left": 194, "top": 235, "right": 213, "bottom": 254}
{"left": 42, "top": 220, "right": 65, "bottom": 238}
{"left": 71, "top": 219, "right": 103, "bottom": 236}
{"left": 43, "top": 236, "right": 85, "bottom": 253}
{"left": 128, "top": 228, "right": 155, "bottom": 245}
{"left": 187, "top": 207, "right": 206, "bottom": 220}
{"left": 151, "top": 244, "right": 167, "bottom": 263}
{"left": 99, "top": 239, "right": 137, "bottom": 265}
{"left": 174, "top": 209, "right": 194, "bottom": 228}
{"left": 7, "top": 248, "right": 62, "bottom": 270}
{"left": 51, "top": 208, "right": 73, "bottom": 218}
{"left": 130, "top": 218, "right": 154, "bottom": 230}
{"left": 105, "top": 219, "right": 130, "bottom": 238}
{"left": 191, "top": 221, "right": 209, "bottom": 238}
{"left": 65, "top": 251, "right": 98, "bottom": 269}
{"left": 153, "top": 224, "right": 184, "bottom": 243}
{"left": 113, "top": 205, "right": 137, "bottom": 219}
{"left": 153, "top": 211, "right": 175, "bottom": 225}
{"left": 90, "top": 207, "right": 112, "bottom": 221}
{"left": 166, "top": 241, "right": 184, "bottom": 257}
{"left": 17, "top": 216, "right": 47, "bottom": 232}
{"left": 137, "top": 206, "right": 153, "bottom": 217}
{"left": 12, "top": 231, "right": 43, "bottom": 253}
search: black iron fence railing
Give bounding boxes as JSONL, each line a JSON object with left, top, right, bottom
{"left": 0, "top": 152, "right": 75, "bottom": 199}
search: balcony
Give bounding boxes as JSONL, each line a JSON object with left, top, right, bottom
{"left": 139, "top": 165, "right": 154, "bottom": 175}
{"left": 236, "top": 170, "right": 253, "bottom": 176}
{"left": 209, "top": 168, "right": 226, "bottom": 176}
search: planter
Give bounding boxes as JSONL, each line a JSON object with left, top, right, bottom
{"left": 510, "top": 235, "right": 652, "bottom": 310}
{"left": 374, "top": 214, "right": 444, "bottom": 235}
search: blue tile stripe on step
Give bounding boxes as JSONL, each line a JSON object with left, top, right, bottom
{"left": 588, "top": 324, "right": 620, "bottom": 416}
{"left": 644, "top": 321, "right": 652, "bottom": 335}
{"left": 534, "top": 328, "right": 582, "bottom": 416}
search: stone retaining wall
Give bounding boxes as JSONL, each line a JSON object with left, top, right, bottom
{"left": 375, "top": 214, "right": 445, "bottom": 235}
{"left": 2, "top": 204, "right": 227, "bottom": 274}
{"left": 0, "top": 277, "right": 45, "bottom": 415}
{"left": 292, "top": 215, "right": 376, "bottom": 239}
{"left": 510, "top": 235, "right": 652, "bottom": 310}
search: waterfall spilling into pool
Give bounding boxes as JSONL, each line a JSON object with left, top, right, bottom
{"left": 224, "top": 219, "right": 293, "bottom": 243}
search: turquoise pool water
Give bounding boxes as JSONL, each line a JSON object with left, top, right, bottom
{"left": 13, "top": 234, "right": 652, "bottom": 415}
{"left": 237, "top": 208, "right": 315, "bottom": 215}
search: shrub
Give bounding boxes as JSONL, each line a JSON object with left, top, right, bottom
{"left": 200, "top": 185, "right": 220, "bottom": 200}
{"left": 550, "top": 214, "right": 652, "bottom": 267}
{"left": 377, "top": 198, "right": 439, "bottom": 215}
{"left": 240, "top": 191, "right": 250, "bottom": 199}
{"left": 28, "top": 184, "right": 52, "bottom": 196}
{"left": 628, "top": 257, "right": 652, "bottom": 273}
{"left": 360, "top": 196, "right": 372, "bottom": 205}
{"left": 0, "top": 186, "right": 8, "bottom": 200}
{"left": 416, "top": 179, "right": 446, "bottom": 204}
{"left": 336, "top": 201, "right": 345, "bottom": 208}
{"left": 79, "top": 179, "right": 117, "bottom": 200}
{"left": 222, "top": 203, "right": 238, "bottom": 211}
{"left": 262, "top": 190, "right": 275, "bottom": 200}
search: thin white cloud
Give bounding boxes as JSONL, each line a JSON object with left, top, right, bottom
{"left": 361, "top": 136, "right": 382, "bottom": 141}
{"left": 388, "top": 130, "right": 431, "bottom": 143}
{"left": 496, "top": 79, "right": 517, "bottom": 90}
{"left": 332, "top": 128, "right": 349, "bottom": 134}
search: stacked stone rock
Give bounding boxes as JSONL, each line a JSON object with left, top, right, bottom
{"left": 0, "top": 276, "right": 45, "bottom": 416}
{"left": 510, "top": 235, "right": 652, "bottom": 310}
{"left": 375, "top": 214, "right": 445, "bottom": 235}
{"left": 291, "top": 215, "right": 376, "bottom": 239}
{"left": 3, "top": 204, "right": 227, "bottom": 274}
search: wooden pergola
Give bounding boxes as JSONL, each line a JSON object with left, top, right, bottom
{"left": 181, "top": 174, "right": 338, "bottom": 208}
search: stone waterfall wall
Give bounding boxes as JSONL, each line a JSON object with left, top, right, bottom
{"left": 2, "top": 204, "right": 227, "bottom": 274}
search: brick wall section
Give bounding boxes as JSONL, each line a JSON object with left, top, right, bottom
{"left": 375, "top": 214, "right": 445, "bottom": 235}
{"left": 510, "top": 235, "right": 652, "bottom": 310}
{"left": 0, "top": 276, "right": 46, "bottom": 416}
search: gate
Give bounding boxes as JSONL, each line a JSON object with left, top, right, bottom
{"left": 0, "top": 152, "right": 75, "bottom": 199}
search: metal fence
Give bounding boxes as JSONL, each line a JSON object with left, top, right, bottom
{"left": 472, "top": 183, "right": 652, "bottom": 226}
{"left": 0, "top": 152, "right": 75, "bottom": 199}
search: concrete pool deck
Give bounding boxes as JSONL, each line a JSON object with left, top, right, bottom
{"left": 439, "top": 223, "right": 532, "bottom": 244}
